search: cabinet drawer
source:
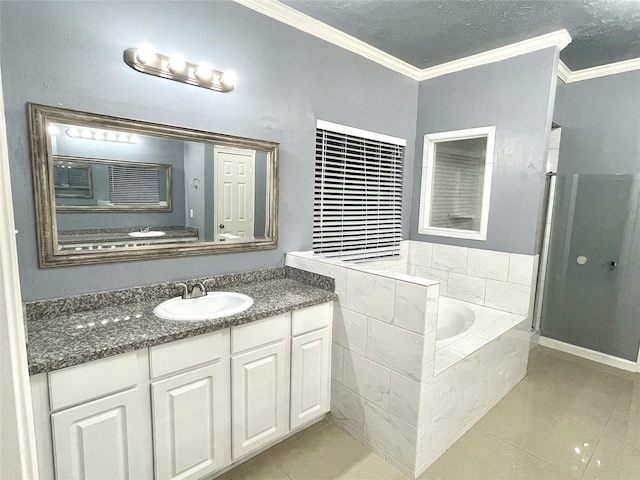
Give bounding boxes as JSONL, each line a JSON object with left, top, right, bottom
{"left": 149, "top": 329, "right": 229, "bottom": 379}
{"left": 49, "top": 352, "right": 138, "bottom": 411}
{"left": 231, "top": 314, "right": 290, "bottom": 354}
{"left": 292, "top": 302, "right": 333, "bottom": 337}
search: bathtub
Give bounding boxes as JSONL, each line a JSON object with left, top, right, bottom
{"left": 435, "top": 296, "right": 527, "bottom": 372}
{"left": 436, "top": 296, "right": 475, "bottom": 343}
{"left": 286, "top": 250, "right": 532, "bottom": 477}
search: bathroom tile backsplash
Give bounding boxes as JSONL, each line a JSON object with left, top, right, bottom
{"left": 408, "top": 241, "right": 538, "bottom": 315}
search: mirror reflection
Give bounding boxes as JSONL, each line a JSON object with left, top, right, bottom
{"left": 53, "top": 156, "right": 171, "bottom": 210}
{"left": 30, "top": 103, "right": 278, "bottom": 266}
{"left": 53, "top": 160, "right": 93, "bottom": 199}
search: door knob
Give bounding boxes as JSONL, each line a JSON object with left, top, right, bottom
{"left": 219, "top": 224, "right": 225, "bottom": 229}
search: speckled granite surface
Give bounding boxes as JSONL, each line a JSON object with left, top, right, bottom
{"left": 26, "top": 268, "right": 335, "bottom": 375}
{"left": 57, "top": 226, "right": 199, "bottom": 245}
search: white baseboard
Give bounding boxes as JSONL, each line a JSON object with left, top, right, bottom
{"left": 538, "top": 337, "right": 638, "bottom": 373}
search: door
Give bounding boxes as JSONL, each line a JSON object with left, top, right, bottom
{"left": 151, "top": 362, "right": 231, "bottom": 480}
{"left": 541, "top": 174, "right": 640, "bottom": 362}
{"left": 231, "top": 341, "right": 289, "bottom": 459}
{"left": 214, "top": 147, "right": 255, "bottom": 240}
{"left": 51, "top": 388, "right": 151, "bottom": 480}
{"left": 290, "top": 327, "right": 331, "bottom": 429}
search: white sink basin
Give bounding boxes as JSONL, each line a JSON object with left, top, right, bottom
{"left": 129, "top": 231, "right": 166, "bottom": 238}
{"left": 154, "top": 292, "right": 254, "bottom": 321}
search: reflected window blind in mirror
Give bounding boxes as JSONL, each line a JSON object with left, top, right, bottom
{"left": 431, "top": 138, "right": 486, "bottom": 232}
{"left": 314, "top": 120, "right": 405, "bottom": 261}
{"left": 109, "top": 165, "right": 160, "bottom": 204}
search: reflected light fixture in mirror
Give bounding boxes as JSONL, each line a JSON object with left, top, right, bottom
{"left": 62, "top": 127, "right": 140, "bottom": 144}
{"left": 123, "top": 45, "right": 237, "bottom": 92}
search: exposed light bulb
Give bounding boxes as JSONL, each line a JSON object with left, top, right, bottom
{"left": 93, "top": 131, "right": 105, "bottom": 141}
{"left": 48, "top": 124, "right": 59, "bottom": 135}
{"left": 128, "top": 135, "right": 140, "bottom": 144}
{"left": 195, "top": 63, "right": 213, "bottom": 81}
{"left": 106, "top": 132, "right": 117, "bottom": 142}
{"left": 168, "top": 54, "right": 186, "bottom": 73}
{"left": 220, "top": 70, "right": 237, "bottom": 88}
{"left": 67, "top": 128, "right": 80, "bottom": 138}
{"left": 80, "top": 129, "right": 93, "bottom": 139}
{"left": 117, "top": 134, "right": 129, "bottom": 143}
{"left": 136, "top": 44, "right": 155, "bottom": 65}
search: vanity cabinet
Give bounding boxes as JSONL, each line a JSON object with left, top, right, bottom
{"left": 51, "top": 388, "right": 149, "bottom": 480}
{"left": 149, "top": 330, "right": 231, "bottom": 480}
{"left": 290, "top": 302, "right": 332, "bottom": 429}
{"left": 230, "top": 314, "right": 291, "bottom": 460}
{"left": 30, "top": 301, "right": 333, "bottom": 480}
{"left": 44, "top": 350, "right": 153, "bottom": 480}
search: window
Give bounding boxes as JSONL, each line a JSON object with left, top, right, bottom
{"left": 314, "top": 120, "right": 405, "bottom": 261}
{"left": 419, "top": 126, "right": 495, "bottom": 240}
{"left": 109, "top": 165, "right": 161, "bottom": 205}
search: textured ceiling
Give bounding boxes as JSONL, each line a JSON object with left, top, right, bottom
{"left": 281, "top": 0, "right": 640, "bottom": 71}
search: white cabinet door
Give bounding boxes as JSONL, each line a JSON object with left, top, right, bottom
{"left": 51, "top": 388, "right": 151, "bottom": 480}
{"left": 151, "top": 362, "right": 231, "bottom": 480}
{"left": 290, "top": 327, "right": 331, "bottom": 429}
{"left": 231, "top": 340, "right": 289, "bottom": 459}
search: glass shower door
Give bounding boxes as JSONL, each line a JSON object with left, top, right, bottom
{"left": 540, "top": 174, "right": 640, "bottom": 362}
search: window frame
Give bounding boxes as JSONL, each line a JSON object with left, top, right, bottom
{"left": 314, "top": 120, "right": 406, "bottom": 261}
{"left": 418, "top": 126, "right": 496, "bottom": 240}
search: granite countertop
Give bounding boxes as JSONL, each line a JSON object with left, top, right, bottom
{"left": 26, "top": 267, "right": 336, "bottom": 375}
{"left": 57, "top": 226, "right": 199, "bottom": 245}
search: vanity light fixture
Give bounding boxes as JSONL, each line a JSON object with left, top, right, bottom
{"left": 123, "top": 46, "right": 237, "bottom": 92}
{"left": 65, "top": 128, "right": 139, "bottom": 144}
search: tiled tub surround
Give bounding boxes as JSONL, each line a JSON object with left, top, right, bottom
{"left": 285, "top": 243, "right": 533, "bottom": 478}
{"left": 25, "top": 266, "right": 335, "bottom": 375}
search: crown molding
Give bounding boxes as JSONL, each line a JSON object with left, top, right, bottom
{"left": 414, "top": 29, "right": 572, "bottom": 81}
{"left": 235, "top": 0, "right": 638, "bottom": 84}
{"left": 557, "top": 60, "right": 572, "bottom": 83}
{"left": 233, "top": 0, "right": 423, "bottom": 80}
{"left": 559, "top": 57, "right": 640, "bottom": 83}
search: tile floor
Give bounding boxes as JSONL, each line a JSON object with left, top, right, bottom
{"left": 217, "top": 346, "right": 640, "bottom": 480}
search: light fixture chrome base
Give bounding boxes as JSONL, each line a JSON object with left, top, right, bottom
{"left": 123, "top": 48, "right": 235, "bottom": 93}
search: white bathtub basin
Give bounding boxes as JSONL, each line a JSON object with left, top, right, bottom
{"left": 154, "top": 292, "right": 253, "bottom": 321}
{"left": 436, "top": 297, "right": 474, "bottom": 341}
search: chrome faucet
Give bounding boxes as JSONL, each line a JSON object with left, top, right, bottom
{"left": 175, "top": 281, "right": 208, "bottom": 299}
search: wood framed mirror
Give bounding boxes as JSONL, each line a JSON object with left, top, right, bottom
{"left": 29, "top": 103, "right": 279, "bottom": 267}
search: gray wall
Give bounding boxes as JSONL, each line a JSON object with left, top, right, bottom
{"left": 183, "top": 141, "right": 206, "bottom": 241}
{"left": 1, "top": 0, "right": 418, "bottom": 300}
{"left": 541, "top": 71, "right": 640, "bottom": 361}
{"left": 554, "top": 71, "right": 640, "bottom": 175}
{"left": 410, "top": 47, "right": 560, "bottom": 255}
{"left": 254, "top": 151, "right": 268, "bottom": 238}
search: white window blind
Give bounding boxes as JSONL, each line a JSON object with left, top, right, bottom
{"left": 109, "top": 165, "right": 160, "bottom": 204}
{"left": 314, "top": 123, "right": 405, "bottom": 261}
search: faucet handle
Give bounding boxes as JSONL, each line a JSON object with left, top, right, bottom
{"left": 175, "top": 282, "right": 189, "bottom": 299}
{"left": 190, "top": 282, "right": 207, "bottom": 298}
